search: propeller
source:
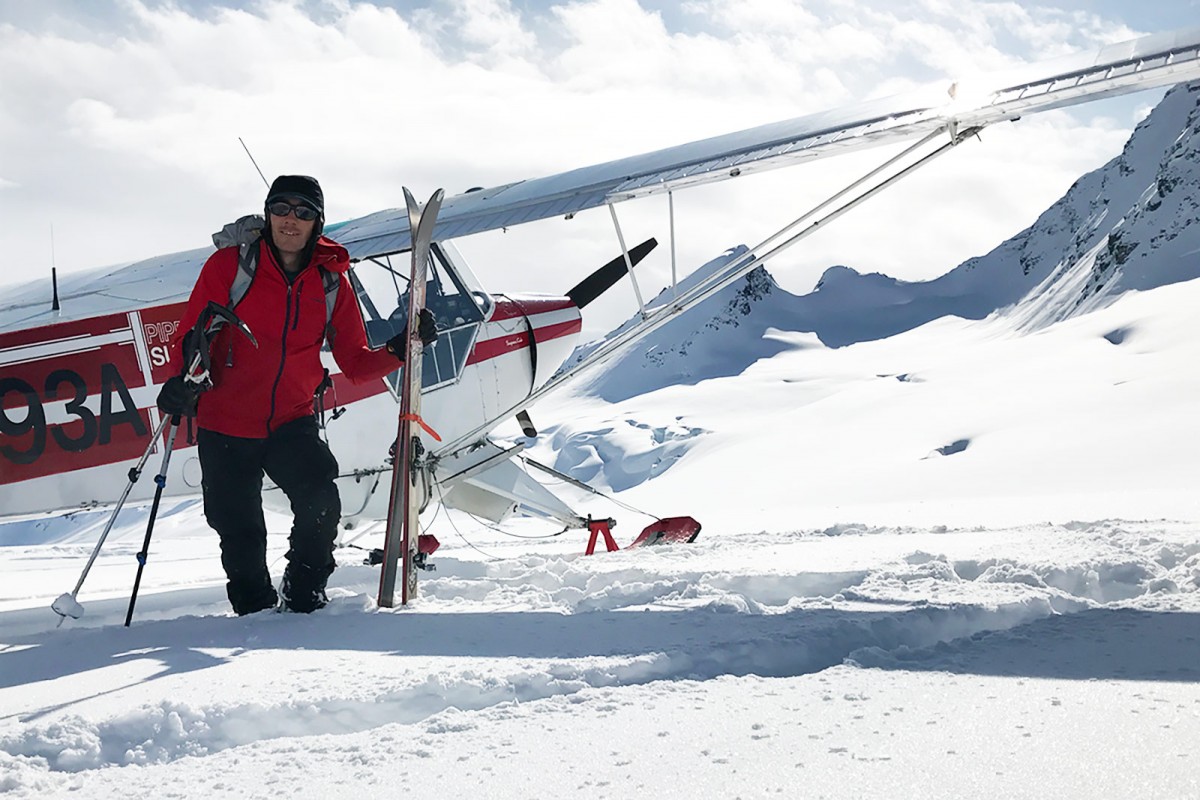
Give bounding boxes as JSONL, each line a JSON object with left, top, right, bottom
{"left": 566, "top": 237, "right": 658, "bottom": 309}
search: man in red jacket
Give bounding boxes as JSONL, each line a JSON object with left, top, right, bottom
{"left": 158, "top": 175, "right": 435, "bottom": 615}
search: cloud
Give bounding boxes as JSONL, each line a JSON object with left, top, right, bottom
{"left": 0, "top": 0, "right": 1176, "bottom": 333}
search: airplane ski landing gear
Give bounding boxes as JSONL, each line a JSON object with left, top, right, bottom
{"left": 412, "top": 533, "right": 439, "bottom": 572}
{"left": 516, "top": 456, "right": 702, "bottom": 555}
{"left": 582, "top": 515, "right": 702, "bottom": 554}
{"left": 365, "top": 533, "right": 439, "bottom": 570}
{"left": 627, "top": 516, "right": 702, "bottom": 548}
{"left": 584, "top": 516, "right": 620, "bottom": 555}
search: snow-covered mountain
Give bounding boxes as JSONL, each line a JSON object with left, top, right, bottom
{"left": 524, "top": 81, "right": 1200, "bottom": 515}
{"left": 573, "top": 81, "right": 1200, "bottom": 405}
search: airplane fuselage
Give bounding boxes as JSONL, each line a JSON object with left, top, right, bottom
{"left": 0, "top": 274, "right": 582, "bottom": 520}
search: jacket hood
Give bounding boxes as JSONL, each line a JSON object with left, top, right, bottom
{"left": 310, "top": 236, "right": 350, "bottom": 274}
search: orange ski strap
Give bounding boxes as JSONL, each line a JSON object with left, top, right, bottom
{"left": 400, "top": 413, "right": 442, "bottom": 441}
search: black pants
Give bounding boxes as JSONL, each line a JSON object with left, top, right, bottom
{"left": 198, "top": 416, "right": 340, "bottom": 614}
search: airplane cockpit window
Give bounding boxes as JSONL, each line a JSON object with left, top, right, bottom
{"left": 347, "top": 243, "right": 488, "bottom": 395}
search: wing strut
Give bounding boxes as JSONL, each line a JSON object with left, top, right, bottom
{"left": 659, "top": 124, "right": 956, "bottom": 306}
{"left": 433, "top": 121, "right": 980, "bottom": 461}
{"left": 667, "top": 124, "right": 978, "bottom": 305}
{"left": 607, "top": 202, "right": 648, "bottom": 318}
{"left": 668, "top": 189, "right": 679, "bottom": 303}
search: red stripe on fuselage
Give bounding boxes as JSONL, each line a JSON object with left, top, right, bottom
{"left": 489, "top": 297, "right": 576, "bottom": 321}
{"left": 1, "top": 346, "right": 144, "bottom": 410}
{"left": 0, "top": 409, "right": 158, "bottom": 484}
{"left": 0, "top": 312, "right": 133, "bottom": 350}
{"left": 468, "top": 331, "right": 531, "bottom": 365}
{"left": 466, "top": 316, "right": 582, "bottom": 366}
{"left": 533, "top": 318, "right": 584, "bottom": 343}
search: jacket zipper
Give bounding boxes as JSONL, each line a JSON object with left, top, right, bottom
{"left": 265, "top": 281, "right": 294, "bottom": 435}
{"left": 292, "top": 285, "right": 303, "bottom": 331}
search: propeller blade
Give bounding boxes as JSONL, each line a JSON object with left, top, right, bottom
{"left": 566, "top": 237, "right": 658, "bottom": 309}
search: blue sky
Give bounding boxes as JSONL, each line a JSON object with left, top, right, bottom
{"left": 1, "top": 0, "right": 1197, "bottom": 332}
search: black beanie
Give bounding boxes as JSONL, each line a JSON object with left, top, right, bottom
{"left": 266, "top": 175, "right": 323, "bottom": 214}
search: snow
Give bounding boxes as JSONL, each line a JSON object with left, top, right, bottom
{"left": 4, "top": 272, "right": 1199, "bottom": 797}
{"left": 2, "top": 513, "right": 1200, "bottom": 800}
{"left": 3, "top": 88, "right": 1200, "bottom": 800}
{"left": 4, "top": 514, "right": 1200, "bottom": 797}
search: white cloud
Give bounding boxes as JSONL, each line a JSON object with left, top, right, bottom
{"left": 0, "top": 0, "right": 1183, "bottom": 333}
{"left": 416, "top": 0, "right": 538, "bottom": 64}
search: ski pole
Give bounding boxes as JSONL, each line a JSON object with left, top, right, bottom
{"left": 51, "top": 304, "right": 254, "bottom": 625}
{"left": 123, "top": 415, "right": 182, "bottom": 627}
{"left": 50, "top": 413, "right": 174, "bottom": 625}
{"left": 51, "top": 343, "right": 209, "bottom": 624}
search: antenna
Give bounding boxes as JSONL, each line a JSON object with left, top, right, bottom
{"left": 50, "top": 223, "right": 60, "bottom": 312}
{"left": 239, "top": 137, "right": 270, "bottom": 188}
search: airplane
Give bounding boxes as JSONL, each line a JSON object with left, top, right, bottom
{"left": 3, "top": 27, "right": 1200, "bottom": 560}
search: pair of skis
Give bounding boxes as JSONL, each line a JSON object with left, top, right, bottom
{"left": 377, "top": 187, "right": 444, "bottom": 608}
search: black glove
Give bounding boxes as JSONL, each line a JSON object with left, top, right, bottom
{"left": 387, "top": 308, "right": 439, "bottom": 357}
{"left": 156, "top": 375, "right": 203, "bottom": 418}
{"left": 417, "top": 308, "right": 438, "bottom": 346}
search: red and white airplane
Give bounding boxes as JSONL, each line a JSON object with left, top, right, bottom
{"left": 3, "top": 28, "right": 1199, "bottom": 543}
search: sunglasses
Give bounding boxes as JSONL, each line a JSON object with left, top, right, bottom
{"left": 268, "top": 201, "right": 319, "bottom": 221}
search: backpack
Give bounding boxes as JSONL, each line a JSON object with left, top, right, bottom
{"left": 211, "top": 215, "right": 340, "bottom": 342}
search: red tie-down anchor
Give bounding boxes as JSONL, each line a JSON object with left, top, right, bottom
{"left": 584, "top": 516, "right": 620, "bottom": 555}
{"left": 583, "top": 515, "right": 702, "bottom": 554}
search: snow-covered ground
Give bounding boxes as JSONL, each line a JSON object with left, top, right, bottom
{"left": 3, "top": 266, "right": 1199, "bottom": 797}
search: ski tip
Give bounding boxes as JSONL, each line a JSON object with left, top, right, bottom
{"left": 402, "top": 186, "right": 420, "bottom": 220}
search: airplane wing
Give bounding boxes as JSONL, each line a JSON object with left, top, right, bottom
{"left": 332, "top": 27, "right": 1200, "bottom": 262}
{"left": 0, "top": 248, "right": 208, "bottom": 334}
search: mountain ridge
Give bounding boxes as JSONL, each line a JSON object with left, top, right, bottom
{"left": 571, "top": 81, "right": 1200, "bottom": 403}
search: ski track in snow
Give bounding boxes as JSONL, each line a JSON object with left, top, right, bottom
{"left": 2, "top": 518, "right": 1198, "bottom": 793}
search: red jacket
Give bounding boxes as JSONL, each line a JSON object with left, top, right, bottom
{"left": 173, "top": 236, "right": 399, "bottom": 438}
